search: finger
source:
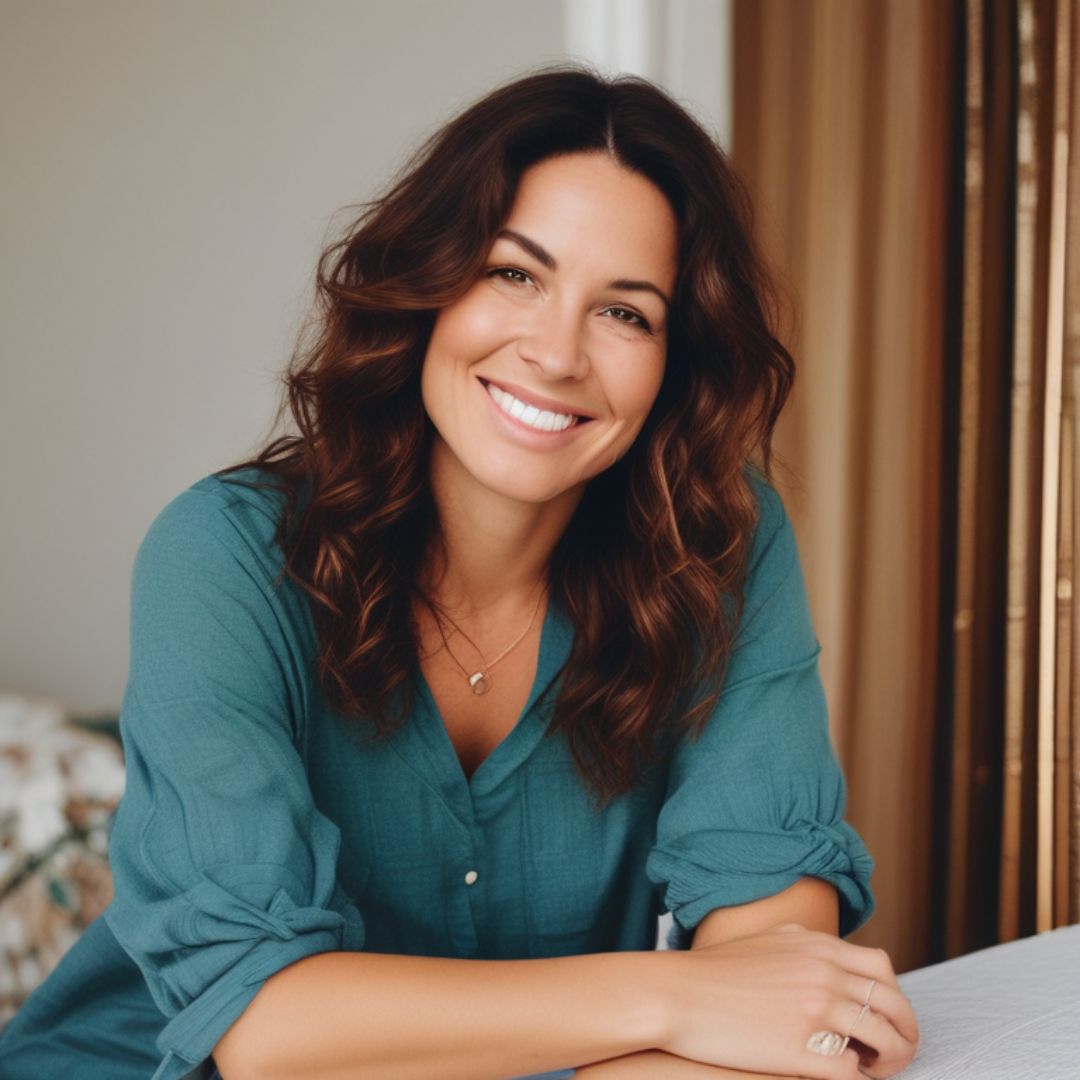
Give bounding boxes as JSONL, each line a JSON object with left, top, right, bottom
{"left": 838, "top": 972, "right": 920, "bottom": 1047}
{"left": 825, "top": 938, "right": 904, "bottom": 994}
{"left": 797, "top": 1044, "right": 864, "bottom": 1080}
{"left": 819, "top": 1003, "right": 912, "bottom": 1078}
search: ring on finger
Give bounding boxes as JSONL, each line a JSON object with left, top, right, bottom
{"left": 805, "top": 977, "right": 877, "bottom": 1056}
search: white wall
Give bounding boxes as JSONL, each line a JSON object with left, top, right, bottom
{"left": 0, "top": 0, "right": 567, "bottom": 712}
{"left": 563, "top": 0, "right": 732, "bottom": 148}
{"left": 2, "top": 0, "right": 731, "bottom": 958}
{"left": 1, "top": 0, "right": 732, "bottom": 716}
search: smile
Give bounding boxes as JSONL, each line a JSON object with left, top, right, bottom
{"left": 482, "top": 380, "right": 583, "bottom": 432}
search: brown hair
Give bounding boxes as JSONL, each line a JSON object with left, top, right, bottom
{"left": 218, "top": 61, "right": 796, "bottom": 810}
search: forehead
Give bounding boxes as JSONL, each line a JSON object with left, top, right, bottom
{"left": 499, "top": 153, "right": 678, "bottom": 288}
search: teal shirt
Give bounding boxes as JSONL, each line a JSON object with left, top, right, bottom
{"left": 0, "top": 467, "right": 875, "bottom": 1080}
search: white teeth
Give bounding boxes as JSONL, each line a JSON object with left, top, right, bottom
{"left": 485, "top": 382, "right": 577, "bottom": 432}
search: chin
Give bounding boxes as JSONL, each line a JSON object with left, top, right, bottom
{"left": 472, "top": 466, "right": 584, "bottom": 506}
{"left": 489, "top": 480, "right": 575, "bottom": 505}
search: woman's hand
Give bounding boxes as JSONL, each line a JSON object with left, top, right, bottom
{"left": 654, "top": 922, "right": 920, "bottom": 1079}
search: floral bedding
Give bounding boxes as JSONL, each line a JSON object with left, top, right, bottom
{"left": 0, "top": 695, "right": 125, "bottom": 1032}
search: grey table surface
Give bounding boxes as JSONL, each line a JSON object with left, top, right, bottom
{"left": 893, "top": 921, "right": 1080, "bottom": 1079}
{"left": 509, "top": 921, "right": 1080, "bottom": 1079}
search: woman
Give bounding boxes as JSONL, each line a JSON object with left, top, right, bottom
{"left": 0, "top": 64, "right": 919, "bottom": 1079}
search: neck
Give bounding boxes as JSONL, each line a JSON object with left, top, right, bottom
{"left": 419, "top": 436, "right": 584, "bottom": 625}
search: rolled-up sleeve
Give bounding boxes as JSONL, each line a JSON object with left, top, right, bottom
{"left": 645, "top": 476, "right": 875, "bottom": 950}
{"left": 103, "top": 486, "right": 365, "bottom": 1080}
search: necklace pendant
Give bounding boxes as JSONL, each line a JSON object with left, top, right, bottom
{"left": 469, "top": 671, "right": 490, "bottom": 695}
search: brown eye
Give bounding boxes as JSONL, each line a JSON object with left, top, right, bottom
{"left": 485, "top": 266, "right": 532, "bottom": 285}
{"left": 605, "top": 306, "right": 652, "bottom": 332}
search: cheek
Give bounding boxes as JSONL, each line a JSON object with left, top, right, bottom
{"left": 613, "top": 358, "right": 666, "bottom": 423}
{"left": 433, "top": 291, "right": 506, "bottom": 359}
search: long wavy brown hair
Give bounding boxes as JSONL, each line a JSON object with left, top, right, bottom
{"left": 217, "top": 61, "right": 797, "bottom": 811}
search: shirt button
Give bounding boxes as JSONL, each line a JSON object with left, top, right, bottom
{"left": 464, "top": 870, "right": 478, "bottom": 885}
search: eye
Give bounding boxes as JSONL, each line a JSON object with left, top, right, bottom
{"left": 485, "top": 266, "right": 533, "bottom": 286}
{"left": 604, "top": 306, "right": 652, "bottom": 332}
{"left": 485, "top": 266, "right": 654, "bottom": 333}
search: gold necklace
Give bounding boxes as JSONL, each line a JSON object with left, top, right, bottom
{"left": 424, "top": 583, "right": 547, "bottom": 695}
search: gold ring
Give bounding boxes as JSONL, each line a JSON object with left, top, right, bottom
{"left": 806, "top": 1030, "right": 850, "bottom": 1056}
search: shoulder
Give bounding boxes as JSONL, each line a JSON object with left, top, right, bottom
{"left": 742, "top": 465, "right": 791, "bottom": 577}
{"left": 126, "top": 469, "right": 317, "bottom": 712}
{"left": 722, "top": 466, "right": 814, "bottom": 663}
{"left": 135, "top": 465, "right": 292, "bottom": 588}
{"left": 745, "top": 465, "right": 784, "bottom": 524}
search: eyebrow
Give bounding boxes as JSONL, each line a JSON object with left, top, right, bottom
{"left": 494, "top": 228, "right": 672, "bottom": 309}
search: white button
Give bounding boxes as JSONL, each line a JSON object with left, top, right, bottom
{"left": 464, "top": 870, "right": 478, "bottom": 885}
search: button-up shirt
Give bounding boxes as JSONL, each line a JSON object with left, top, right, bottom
{"left": 0, "top": 466, "right": 875, "bottom": 1080}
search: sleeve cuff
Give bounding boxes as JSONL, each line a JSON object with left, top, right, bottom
{"left": 648, "top": 818, "right": 876, "bottom": 949}
{"left": 147, "top": 889, "right": 365, "bottom": 1080}
{"left": 151, "top": 915, "right": 358, "bottom": 1080}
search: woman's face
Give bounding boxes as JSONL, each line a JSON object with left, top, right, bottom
{"left": 421, "top": 150, "right": 678, "bottom": 507}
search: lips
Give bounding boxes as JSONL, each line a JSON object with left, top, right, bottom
{"left": 478, "top": 377, "right": 596, "bottom": 421}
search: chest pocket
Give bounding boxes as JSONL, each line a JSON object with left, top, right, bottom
{"left": 523, "top": 760, "right": 655, "bottom": 954}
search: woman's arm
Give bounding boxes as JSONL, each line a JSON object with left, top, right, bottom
{"left": 576, "top": 1052, "right": 793, "bottom": 1079}
{"left": 215, "top": 883, "right": 845, "bottom": 1080}
{"left": 213, "top": 948, "right": 670, "bottom": 1080}
{"left": 689, "top": 877, "right": 841, "bottom": 947}
{"left": 569, "top": 879, "right": 842, "bottom": 1079}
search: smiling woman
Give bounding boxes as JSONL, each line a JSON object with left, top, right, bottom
{"left": 0, "top": 61, "right": 917, "bottom": 1080}
{"left": 421, "top": 151, "right": 676, "bottom": 510}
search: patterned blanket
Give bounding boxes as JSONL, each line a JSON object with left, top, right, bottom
{"left": 0, "top": 695, "right": 125, "bottom": 1031}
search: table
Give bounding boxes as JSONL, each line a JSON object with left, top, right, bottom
{"left": 511, "top": 922, "right": 1080, "bottom": 1079}
{"left": 893, "top": 921, "right": 1080, "bottom": 1078}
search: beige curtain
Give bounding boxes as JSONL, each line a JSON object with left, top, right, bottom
{"left": 995, "top": 0, "right": 1079, "bottom": 941}
{"left": 732, "top": 0, "right": 1080, "bottom": 974}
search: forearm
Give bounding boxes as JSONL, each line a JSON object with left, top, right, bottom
{"left": 214, "top": 948, "right": 668, "bottom": 1080}
{"left": 576, "top": 1050, "right": 790, "bottom": 1079}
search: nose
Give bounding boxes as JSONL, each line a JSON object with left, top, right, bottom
{"left": 515, "top": 299, "right": 590, "bottom": 381}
